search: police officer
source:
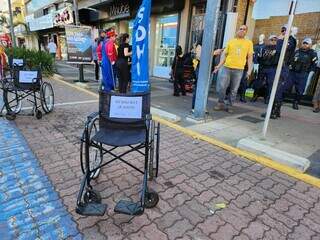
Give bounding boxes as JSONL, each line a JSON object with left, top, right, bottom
{"left": 261, "top": 25, "right": 297, "bottom": 119}
{"left": 285, "top": 37, "right": 318, "bottom": 110}
{"left": 258, "top": 35, "right": 280, "bottom": 103}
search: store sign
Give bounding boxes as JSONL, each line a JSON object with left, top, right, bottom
{"left": 65, "top": 26, "right": 92, "bottom": 63}
{"left": 108, "top": 1, "right": 130, "bottom": 20}
{"left": 28, "top": 13, "right": 54, "bottom": 31}
{"left": 54, "top": 7, "right": 74, "bottom": 26}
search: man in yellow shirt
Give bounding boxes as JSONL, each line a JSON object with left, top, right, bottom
{"left": 213, "top": 25, "right": 253, "bottom": 113}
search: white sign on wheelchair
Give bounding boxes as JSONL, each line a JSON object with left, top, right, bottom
{"left": 13, "top": 59, "right": 24, "bottom": 66}
{"left": 19, "top": 71, "right": 38, "bottom": 83}
{"left": 109, "top": 96, "right": 142, "bottom": 119}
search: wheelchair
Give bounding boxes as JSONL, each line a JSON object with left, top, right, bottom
{"left": 0, "top": 60, "right": 54, "bottom": 120}
{"left": 76, "top": 91, "right": 160, "bottom": 217}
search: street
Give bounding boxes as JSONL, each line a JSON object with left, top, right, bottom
{"left": 1, "top": 77, "right": 320, "bottom": 239}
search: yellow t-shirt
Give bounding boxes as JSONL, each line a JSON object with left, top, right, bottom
{"left": 224, "top": 38, "right": 254, "bottom": 70}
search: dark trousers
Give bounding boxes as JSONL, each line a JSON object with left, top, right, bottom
{"left": 94, "top": 60, "right": 99, "bottom": 80}
{"left": 173, "top": 73, "right": 186, "bottom": 95}
{"left": 116, "top": 59, "right": 130, "bottom": 93}
{"left": 260, "top": 67, "right": 276, "bottom": 101}
{"left": 275, "top": 66, "right": 290, "bottom": 102}
{"left": 278, "top": 71, "right": 309, "bottom": 102}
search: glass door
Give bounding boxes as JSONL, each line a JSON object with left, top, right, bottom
{"left": 153, "top": 14, "right": 178, "bottom": 78}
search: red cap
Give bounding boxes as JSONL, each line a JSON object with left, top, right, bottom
{"left": 107, "top": 30, "right": 117, "bottom": 38}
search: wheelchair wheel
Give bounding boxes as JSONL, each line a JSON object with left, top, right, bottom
{"left": 40, "top": 82, "right": 54, "bottom": 113}
{"left": 80, "top": 121, "right": 102, "bottom": 179}
{"left": 144, "top": 190, "right": 159, "bottom": 208}
{"left": 3, "top": 89, "right": 22, "bottom": 114}
{"left": 35, "top": 109, "right": 42, "bottom": 120}
{"left": 148, "top": 121, "right": 160, "bottom": 181}
{"left": 84, "top": 189, "right": 101, "bottom": 204}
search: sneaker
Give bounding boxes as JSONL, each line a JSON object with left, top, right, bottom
{"left": 313, "top": 108, "right": 320, "bottom": 113}
{"left": 213, "top": 103, "right": 224, "bottom": 111}
{"left": 173, "top": 93, "right": 180, "bottom": 97}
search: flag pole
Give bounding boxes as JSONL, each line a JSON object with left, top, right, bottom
{"left": 262, "top": 0, "right": 297, "bottom": 138}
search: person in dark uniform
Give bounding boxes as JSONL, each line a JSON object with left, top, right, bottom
{"left": 258, "top": 35, "right": 280, "bottom": 102}
{"left": 261, "top": 25, "right": 297, "bottom": 119}
{"left": 172, "top": 45, "right": 186, "bottom": 96}
{"left": 116, "top": 33, "right": 132, "bottom": 93}
{"left": 281, "top": 37, "right": 318, "bottom": 110}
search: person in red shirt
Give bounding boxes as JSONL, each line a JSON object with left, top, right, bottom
{"left": 106, "top": 30, "right": 117, "bottom": 64}
{"left": 105, "top": 29, "right": 118, "bottom": 88}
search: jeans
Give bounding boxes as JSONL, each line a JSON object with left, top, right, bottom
{"left": 217, "top": 66, "right": 243, "bottom": 105}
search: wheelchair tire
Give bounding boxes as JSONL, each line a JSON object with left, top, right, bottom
{"left": 35, "top": 110, "right": 42, "bottom": 120}
{"left": 80, "top": 122, "right": 101, "bottom": 179}
{"left": 144, "top": 190, "right": 159, "bottom": 209}
{"left": 5, "top": 113, "right": 16, "bottom": 121}
{"left": 3, "top": 89, "right": 22, "bottom": 114}
{"left": 148, "top": 121, "right": 155, "bottom": 180}
{"left": 149, "top": 122, "right": 160, "bottom": 180}
{"left": 40, "top": 82, "right": 54, "bottom": 113}
{"left": 84, "top": 189, "right": 101, "bottom": 204}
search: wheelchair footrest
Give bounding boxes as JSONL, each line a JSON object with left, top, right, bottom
{"left": 76, "top": 203, "right": 107, "bottom": 216}
{"left": 114, "top": 200, "right": 144, "bottom": 216}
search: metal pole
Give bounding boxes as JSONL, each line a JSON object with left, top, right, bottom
{"left": 72, "top": 0, "right": 84, "bottom": 83}
{"left": 193, "top": 0, "right": 221, "bottom": 119}
{"left": 7, "top": 0, "right": 16, "bottom": 47}
{"left": 262, "top": 0, "right": 297, "bottom": 137}
{"left": 73, "top": 0, "right": 80, "bottom": 26}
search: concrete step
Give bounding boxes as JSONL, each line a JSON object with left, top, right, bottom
{"left": 237, "top": 137, "right": 310, "bottom": 172}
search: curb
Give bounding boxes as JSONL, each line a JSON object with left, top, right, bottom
{"left": 50, "top": 74, "right": 320, "bottom": 188}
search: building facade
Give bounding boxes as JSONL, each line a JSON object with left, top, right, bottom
{"left": 24, "top": 0, "right": 75, "bottom": 60}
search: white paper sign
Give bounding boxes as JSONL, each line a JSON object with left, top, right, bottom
{"left": 19, "top": 71, "right": 38, "bottom": 83}
{"left": 109, "top": 96, "right": 143, "bottom": 119}
{"left": 13, "top": 59, "right": 24, "bottom": 66}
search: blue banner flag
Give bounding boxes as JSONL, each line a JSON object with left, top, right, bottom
{"left": 131, "top": 0, "right": 152, "bottom": 93}
{"left": 101, "top": 40, "right": 115, "bottom": 92}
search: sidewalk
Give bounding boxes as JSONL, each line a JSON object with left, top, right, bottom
{"left": 0, "top": 118, "right": 80, "bottom": 239}
{"left": 8, "top": 77, "right": 320, "bottom": 239}
{"left": 56, "top": 61, "right": 320, "bottom": 178}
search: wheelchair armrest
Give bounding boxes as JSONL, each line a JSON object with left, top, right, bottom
{"left": 87, "top": 112, "right": 99, "bottom": 122}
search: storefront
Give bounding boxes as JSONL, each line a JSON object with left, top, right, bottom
{"left": 25, "top": 4, "right": 74, "bottom": 60}
{"left": 83, "top": 0, "right": 185, "bottom": 78}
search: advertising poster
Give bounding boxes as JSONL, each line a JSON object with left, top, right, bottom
{"left": 65, "top": 26, "right": 92, "bottom": 63}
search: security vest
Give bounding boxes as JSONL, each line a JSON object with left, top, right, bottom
{"left": 258, "top": 45, "right": 279, "bottom": 68}
{"left": 290, "top": 49, "right": 318, "bottom": 73}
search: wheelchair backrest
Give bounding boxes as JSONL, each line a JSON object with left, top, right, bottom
{"left": 15, "top": 69, "right": 42, "bottom": 89}
{"left": 12, "top": 59, "right": 24, "bottom": 68}
{"left": 99, "top": 91, "right": 150, "bottom": 129}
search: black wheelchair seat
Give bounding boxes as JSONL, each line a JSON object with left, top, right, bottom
{"left": 92, "top": 128, "right": 146, "bottom": 147}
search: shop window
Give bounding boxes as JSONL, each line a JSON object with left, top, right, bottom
{"left": 154, "top": 15, "right": 178, "bottom": 69}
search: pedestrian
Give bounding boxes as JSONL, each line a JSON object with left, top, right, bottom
{"left": 313, "top": 78, "right": 320, "bottom": 113}
{"left": 191, "top": 42, "right": 201, "bottom": 106}
{"left": 213, "top": 25, "right": 254, "bottom": 113}
{"left": 285, "top": 37, "right": 318, "bottom": 110}
{"left": 106, "top": 29, "right": 118, "bottom": 88}
{"left": 258, "top": 35, "right": 280, "bottom": 103}
{"left": 92, "top": 38, "right": 99, "bottom": 81}
{"left": 116, "top": 33, "right": 132, "bottom": 93}
{"left": 47, "top": 39, "right": 57, "bottom": 60}
{"left": 261, "top": 25, "right": 298, "bottom": 119}
{"left": 312, "top": 40, "right": 320, "bottom": 113}
{"left": 172, "top": 45, "right": 186, "bottom": 96}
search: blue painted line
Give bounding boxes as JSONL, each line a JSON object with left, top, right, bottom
{"left": 0, "top": 119, "right": 81, "bottom": 239}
